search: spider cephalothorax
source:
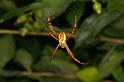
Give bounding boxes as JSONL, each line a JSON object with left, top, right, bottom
{"left": 48, "top": 11, "right": 87, "bottom": 64}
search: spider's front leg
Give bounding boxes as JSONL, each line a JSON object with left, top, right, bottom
{"left": 48, "top": 10, "right": 58, "bottom": 40}
{"left": 67, "top": 16, "right": 77, "bottom": 39}
{"left": 71, "top": 16, "right": 77, "bottom": 35}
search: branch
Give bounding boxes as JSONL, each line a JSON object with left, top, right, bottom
{"left": 0, "top": 29, "right": 124, "bottom": 44}
{"left": 0, "top": 69, "right": 76, "bottom": 79}
{"left": 102, "top": 80, "right": 115, "bottom": 82}
{"left": 0, "top": 69, "right": 115, "bottom": 82}
{"left": 0, "top": 29, "right": 75, "bottom": 38}
{"left": 99, "top": 35, "right": 124, "bottom": 44}
{"left": 0, "top": 29, "right": 50, "bottom": 36}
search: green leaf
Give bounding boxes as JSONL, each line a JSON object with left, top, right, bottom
{"left": 33, "top": 57, "right": 60, "bottom": 72}
{"left": 17, "top": 38, "right": 41, "bottom": 61}
{"left": 20, "top": 27, "right": 29, "bottom": 37}
{"left": 0, "top": 0, "right": 17, "bottom": 10}
{"left": 112, "top": 66, "right": 124, "bottom": 81}
{"left": 0, "top": 76, "right": 6, "bottom": 82}
{"left": 98, "top": 46, "right": 124, "bottom": 79}
{"left": 77, "top": 66, "right": 100, "bottom": 82}
{"left": 41, "top": 77, "right": 79, "bottom": 82}
{"left": 102, "top": 27, "right": 124, "bottom": 38}
{"left": 33, "top": 56, "right": 79, "bottom": 72}
{"left": 102, "top": 14, "right": 124, "bottom": 38}
{"left": 76, "top": 10, "right": 122, "bottom": 48}
{"left": 34, "top": 9, "right": 43, "bottom": 18}
{"left": 9, "top": 77, "right": 33, "bottom": 82}
{"left": 93, "top": 1, "right": 102, "bottom": 14}
{"left": 117, "top": 75, "right": 124, "bottom": 82}
{"left": 111, "top": 15, "right": 124, "bottom": 29}
{"left": 107, "top": 0, "right": 124, "bottom": 12}
{"left": 0, "top": 35, "right": 15, "bottom": 69}
{"left": 41, "top": 0, "right": 73, "bottom": 19}
{"left": 42, "top": 45, "right": 69, "bottom": 61}
{"left": 51, "top": 59, "right": 79, "bottom": 72}
{"left": 16, "top": 14, "right": 28, "bottom": 24}
{"left": 15, "top": 48, "right": 33, "bottom": 71}
{"left": 99, "top": 42, "right": 116, "bottom": 50}
{"left": 65, "top": 1, "right": 85, "bottom": 25}
{"left": 33, "top": 21, "right": 42, "bottom": 29}
{"left": 0, "top": 2, "right": 42, "bottom": 23}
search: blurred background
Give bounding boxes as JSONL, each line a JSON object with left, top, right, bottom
{"left": 0, "top": 0, "right": 124, "bottom": 82}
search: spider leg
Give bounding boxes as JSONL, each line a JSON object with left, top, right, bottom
{"left": 50, "top": 43, "right": 60, "bottom": 61}
{"left": 48, "top": 10, "right": 58, "bottom": 40}
{"left": 49, "top": 32, "right": 58, "bottom": 40}
{"left": 71, "top": 16, "right": 77, "bottom": 34}
{"left": 67, "top": 16, "right": 77, "bottom": 39}
{"left": 64, "top": 43, "right": 87, "bottom": 64}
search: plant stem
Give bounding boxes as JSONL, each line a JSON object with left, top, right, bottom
{"left": 0, "top": 69, "right": 115, "bottom": 82}
{"left": 0, "top": 69, "right": 76, "bottom": 79}
{"left": 99, "top": 35, "right": 124, "bottom": 44}
{"left": 0, "top": 29, "right": 49, "bottom": 36}
{"left": 0, "top": 29, "right": 124, "bottom": 44}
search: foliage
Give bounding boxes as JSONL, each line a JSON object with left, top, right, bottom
{"left": 0, "top": 0, "right": 124, "bottom": 82}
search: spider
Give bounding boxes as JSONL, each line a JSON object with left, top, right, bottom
{"left": 48, "top": 11, "right": 87, "bottom": 64}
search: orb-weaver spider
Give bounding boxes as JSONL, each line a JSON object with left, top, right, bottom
{"left": 48, "top": 11, "right": 87, "bottom": 64}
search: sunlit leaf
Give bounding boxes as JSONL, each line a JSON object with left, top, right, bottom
{"left": 93, "top": 1, "right": 102, "bottom": 14}
{"left": 0, "top": 35, "right": 15, "bottom": 69}
{"left": 20, "top": 27, "right": 29, "bottom": 37}
{"left": 34, "top": 9, "right": 43, "bottom": 18}
{"left": 77, "top": 66, "right": 100, "bottom": 82}
{"left": 33, "top": 21, "right": 42, "bottom": 29}
{"left": 16, "top": 14, "right": 28, "bottom": 24}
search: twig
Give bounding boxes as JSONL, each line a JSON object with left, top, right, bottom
{"left": 0, "top": 29, "right": 50, "bottom": 36}
{"left": 102, "top": 80, "right": 115, "bottom": 82}
{"left": 0, "top": 69, "right": 115, "bottom": 82}
{"left": 0, "top": 29, "right": 75, "bottom": 37}
{"left": 0, "top": 29, "right": 124, "bottom": 44}
{"left": 0, "top": 70, "right": 115, "bottom": 82}
{"left": 99, "top": 35, "right": 124, "bottom": 44}
{"left": 0, "top": 69, "right": 76, "bottom": 79}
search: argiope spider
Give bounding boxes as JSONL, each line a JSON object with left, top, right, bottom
{"left": 48, "top": 11, "right": 87, "bottom": 64}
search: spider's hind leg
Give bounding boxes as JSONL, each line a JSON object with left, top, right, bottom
{"left": 50, "top": 44, "right": 60, "bottom": 61}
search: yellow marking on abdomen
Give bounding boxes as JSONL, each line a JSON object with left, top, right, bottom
{"left": 59, "top": 32, "right": 66, "bottom": 43}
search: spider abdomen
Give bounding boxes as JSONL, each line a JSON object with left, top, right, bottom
{"left": 59, "top": 32, "right": 66, "bottom": 43}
